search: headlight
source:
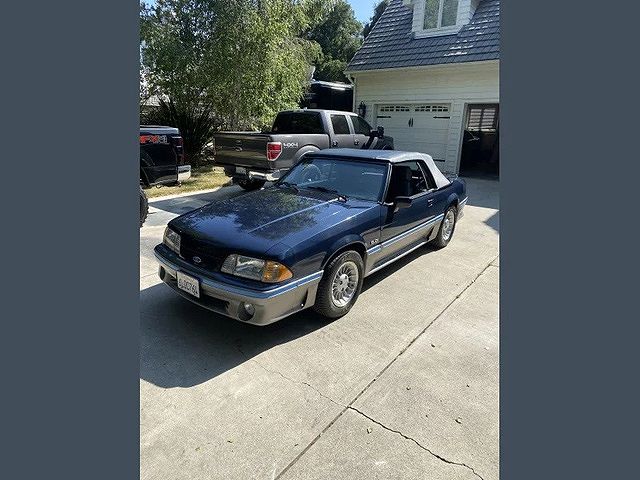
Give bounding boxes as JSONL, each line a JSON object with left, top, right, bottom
{"left": 220, "top": 254, "right": 293, "bottom": 283}
{"left": 163, "top": 227, "right": 181, "bottom": 254}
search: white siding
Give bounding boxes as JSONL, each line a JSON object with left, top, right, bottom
{"left": 352, "top": 61, "right": 499, "bottom": 173}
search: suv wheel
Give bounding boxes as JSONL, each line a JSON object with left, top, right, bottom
{"left": 140, "top": 186, "right": 149, "bottom": 228}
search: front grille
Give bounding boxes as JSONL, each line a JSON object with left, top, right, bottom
{"left": 179, "top": 236, "right": 228, "bottom": 272}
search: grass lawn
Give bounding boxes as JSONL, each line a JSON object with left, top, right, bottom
{"left": 145, "top": 165, "right": 230, "bottom": 199}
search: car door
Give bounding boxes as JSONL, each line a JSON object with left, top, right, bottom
{"left": 329, "top": 113, "right": 354, "bottom": 148}
{"left": 379, "top": 161, "right": 440, "bottom": 257}
{"left": 418, "top": 159, "right": 448, "bottom": 224}
{"left": 349, "top": 115, "right": 373, "bottom": 148}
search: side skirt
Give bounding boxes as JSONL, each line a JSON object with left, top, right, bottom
{"left": 366, "top": 239, "right": 429, "bottom": 277}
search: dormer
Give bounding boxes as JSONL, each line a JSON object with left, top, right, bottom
{"left": 403, "top": 0, "right": 481, "bottom": 38}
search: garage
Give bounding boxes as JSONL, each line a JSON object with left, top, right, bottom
{"left": 376, "top": 104, "right": 451, "bottom": 162}
{"left": 345, "top": 0, "right": 499, "bottom": 177}
{"left": 459, "top": 103, "right": 499, "bottom": 179}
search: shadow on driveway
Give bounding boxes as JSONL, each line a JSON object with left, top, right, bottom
{"left": 140, "top": 244, "right": 435, "bottom": 389}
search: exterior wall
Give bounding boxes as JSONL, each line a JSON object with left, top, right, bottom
{"left": 352, "top": 61, "right": 499, "bottom": 173}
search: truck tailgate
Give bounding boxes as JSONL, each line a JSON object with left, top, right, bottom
{"left": 213, "top": 133, "right": 273, "bottom": 169}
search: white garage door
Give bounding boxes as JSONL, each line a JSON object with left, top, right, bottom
{"left": 376, "top": 104, "right": 451, "bottom": 161}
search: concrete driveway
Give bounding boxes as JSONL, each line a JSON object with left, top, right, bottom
{"left": 140, "top": 178, "right": 499, "bottom": 480}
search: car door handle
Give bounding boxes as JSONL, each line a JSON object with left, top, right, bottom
{"left": 427, "top": 198, "right": 434, "bottom": 207}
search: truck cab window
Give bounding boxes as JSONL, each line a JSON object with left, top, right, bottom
{"left": 272, "top": 112, "right": 323, "bottom": 134}
{"left": 351, "top": 116, "right": 372, "bottom": 136}
{"left": 330, "top": 114, "right": 350, "bottom": 135}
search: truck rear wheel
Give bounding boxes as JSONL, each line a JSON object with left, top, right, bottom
{"left": 237, "top": 178, "right": 265, "bottom": 191}
{"left": 140, "top": 186, "right": 148, "bottom": 228}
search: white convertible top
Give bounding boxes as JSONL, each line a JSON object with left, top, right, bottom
{"left": 312, "top": 148, "right": 451, "bottom": 189}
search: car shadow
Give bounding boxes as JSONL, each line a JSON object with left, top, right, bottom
{"left": 139, "top": 244, "right": 434, "bottom": 389}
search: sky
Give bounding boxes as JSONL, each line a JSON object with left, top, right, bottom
{"left": 142, "top": 1, "right": 377, "bottom": 24}
{"left": 348, "top": 0, "right": 377, "bottom": 23}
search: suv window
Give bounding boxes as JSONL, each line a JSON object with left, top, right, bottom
{"left": 330, "top": 114, "right": 350, "bottom": 135}
{"left": 351, "top": 115, "right": 372, "bottom": 136}
{"left": 272, "top": 112, "right": 324, "bottom": 134}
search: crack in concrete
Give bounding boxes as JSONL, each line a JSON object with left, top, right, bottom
{"left": 348, "top": 406, "right": 485, "bottom": 480}
{"left": 235, "top": 344, "right": 344, "bottom": 409}
{"left": 273, "top": 256, "right": 498, "bottom": 480}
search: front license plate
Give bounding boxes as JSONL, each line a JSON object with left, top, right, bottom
{"left": 177, "top": 271, "right": 200, "bottom": 298}
{"left": 236, "top": 166, "right": 247, "bottom": 174}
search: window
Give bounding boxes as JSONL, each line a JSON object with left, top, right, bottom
{"left": 424, "top": 0, "right": 459, "bottom": 30}
{"left": 466, "top": 105, "right": 499, "bottom": 132}
{"left": 280, "top": 158, "right": 387, "bottom": 202}
{"left": 272, "top": 112, "right": 324, "bottom": 134}
{"left": 351, "top": 116, "right": 372, "bottom": 136}
{"left": 414, "top": 104, "right": 450, "bottom": 112}
{"left": 418, "top": 161, "right": 437, "bottom": 190}
{"left": 386, "top": 161, "right": 431, "bottom": 201}
{"left": 330, "top": 114, "right": 350, "bottom": 135}
{"left": 380, "top": 105, "right": 410, "bottom": 112}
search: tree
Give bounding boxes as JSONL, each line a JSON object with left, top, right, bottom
{"left": 140, "top": 0, "right": 321, "bottom": 155}
{"left": 306, "top": 0, "right": 362, "bottom": 82}
{"left": 363, "top": 0, "right": 389, "bottom": 38}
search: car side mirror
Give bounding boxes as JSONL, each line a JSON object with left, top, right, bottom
{"left": 394, "top": 196, "right": 412, "bottom": 209}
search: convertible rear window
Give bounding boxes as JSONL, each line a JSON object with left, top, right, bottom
{"left": 280, "top": 158, "right": 387, "bottom": 202}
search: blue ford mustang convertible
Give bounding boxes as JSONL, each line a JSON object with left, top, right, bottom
{"left": 154, "top": 149, "right": 467, "bottom": 325}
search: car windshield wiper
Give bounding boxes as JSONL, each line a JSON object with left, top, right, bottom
{"left": 305, "top": 185, "right": 348, "bottom": 201}
{"left": 276, "top": 181, "right": 299, "bottom": 192}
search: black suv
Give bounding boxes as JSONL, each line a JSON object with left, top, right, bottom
{"left": 140, "top": 126, "right": 191, "bottom": 226}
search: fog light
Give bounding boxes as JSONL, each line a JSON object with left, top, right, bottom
{"left": 243, "top": 303, "right": 255, "bottom": 316}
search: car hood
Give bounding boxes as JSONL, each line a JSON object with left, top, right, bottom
{"left": 169, "top": 187, "right": 375, "bottom": 256}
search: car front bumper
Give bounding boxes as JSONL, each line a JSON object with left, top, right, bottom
{"left": 154, "top": 245, "right": 322, "bottom": 326}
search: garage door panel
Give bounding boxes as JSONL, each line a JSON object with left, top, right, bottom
{"left": 376, "top": 103, "right": 451, "bottom": 158}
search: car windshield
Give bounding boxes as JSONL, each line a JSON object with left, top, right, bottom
{"left": 277, "top": 157, "right": 388, "bottom": 202}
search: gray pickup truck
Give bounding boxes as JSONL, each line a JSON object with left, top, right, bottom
{"left": 213, "top": 109, "right": 394, "bottom": 190}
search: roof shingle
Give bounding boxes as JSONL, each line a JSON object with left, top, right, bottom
{"left": 346, "top": 0, "right": 500, "bottom": 72}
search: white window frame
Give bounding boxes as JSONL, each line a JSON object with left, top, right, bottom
{"left": 416, "top": 0, "right": 462, "bottom": 38}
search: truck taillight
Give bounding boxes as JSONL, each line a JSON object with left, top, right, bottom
{"left": 266, "top": 142, "right": 282, "bottom": 161}
{"left": 173, "top": 136, "right": 183, "bottom": 147}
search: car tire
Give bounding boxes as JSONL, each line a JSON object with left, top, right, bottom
{"left": 140, "top": 186, "right": 149, "bottom": 228}
{"left": 313, "top": 250, "right": 364, "bottom": 319}
{"left": 432, "top": 205, "right": 457, "bottom": 248}
{"left": 237, "top": 178, "right": 266, "bottom": 190}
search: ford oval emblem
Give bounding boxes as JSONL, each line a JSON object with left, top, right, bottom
{"left": 193, "top": 256, "right": 202, "bottom": 264}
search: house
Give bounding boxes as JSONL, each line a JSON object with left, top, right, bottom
{"left": 345, "top": 0, "right": 499, "bottom": 177}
